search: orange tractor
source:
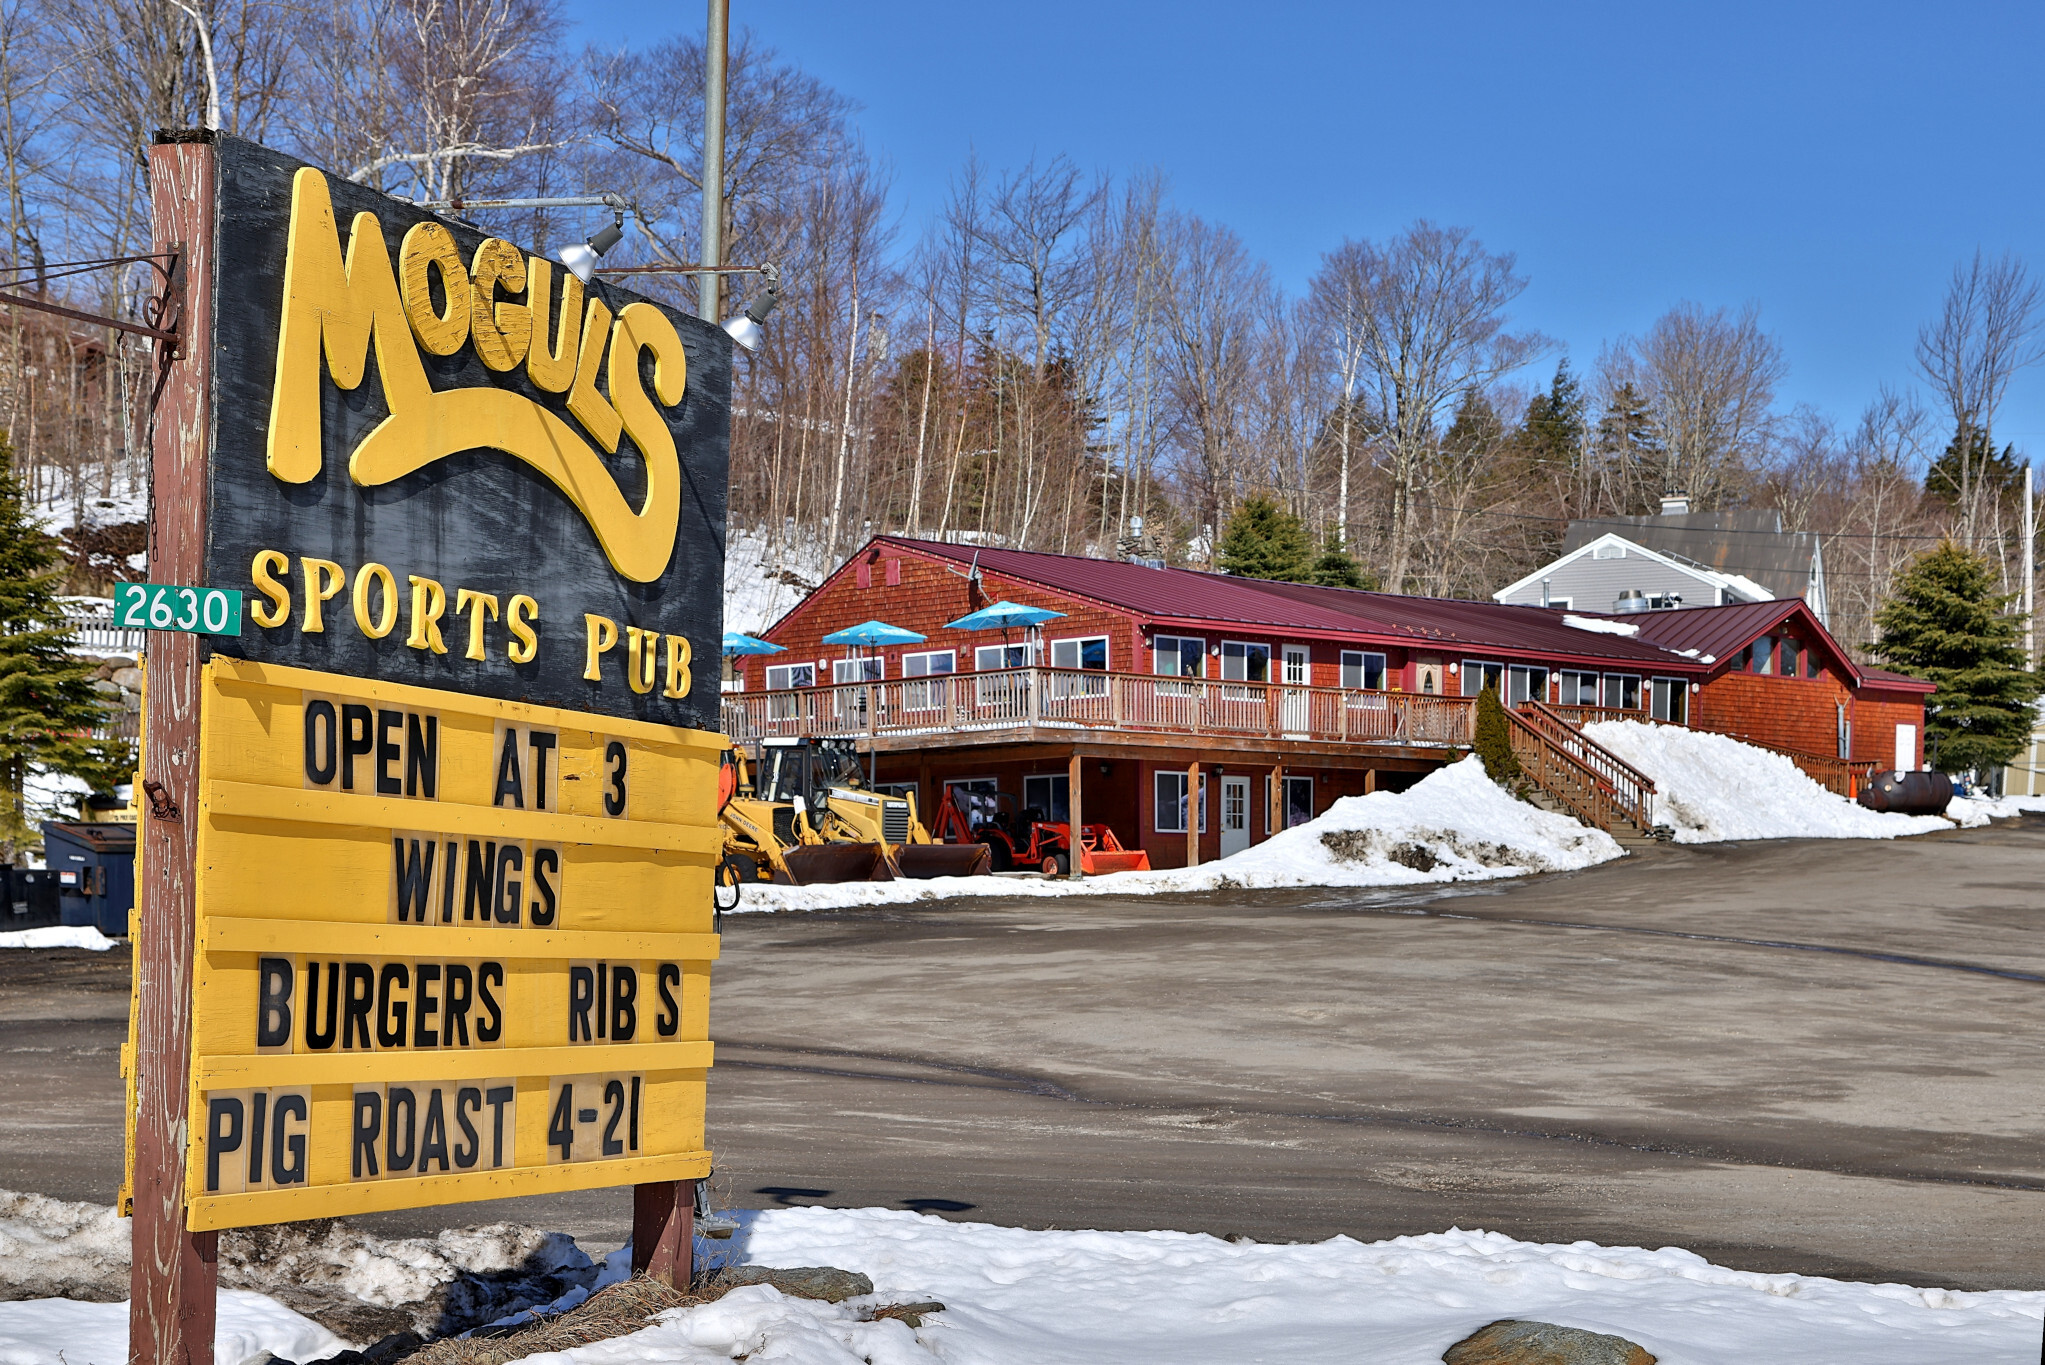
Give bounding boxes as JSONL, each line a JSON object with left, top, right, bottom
{"left": 930, "top": 788, "right": 1152, "bottom": 877}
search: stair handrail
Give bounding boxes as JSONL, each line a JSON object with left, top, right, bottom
{"left": 1520, "top": 699, "right": 1658, "bottom": 798}
{"left": 1501, "top": 705, "right": 1618, "bottom": 830}
{"left": 1507, "top": 700, "right": 1657, "bottom": 833}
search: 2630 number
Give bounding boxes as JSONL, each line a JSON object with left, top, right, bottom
{"left": 112, "top": 581, "right": 244, "bottom": 637}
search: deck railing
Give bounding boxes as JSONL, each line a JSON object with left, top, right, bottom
{"left": 1735, "top": 737, "right": 1878, "bottom": 799}
{"left": 721, "top": 667, "right": 1476, "bottom": 750}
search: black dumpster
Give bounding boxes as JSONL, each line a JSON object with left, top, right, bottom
{"left": 1857, "top": 770, "right": 1954, "bottom": 816}
{"left": 40, "top": 821, "right": 136, "bottom": 938}
{"left": 7, "top": 867, "right": 61, "bottom": 929}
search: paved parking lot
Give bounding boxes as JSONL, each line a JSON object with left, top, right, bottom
{"left": 5, "top": 819, "right": 2041, "bottom": 1289}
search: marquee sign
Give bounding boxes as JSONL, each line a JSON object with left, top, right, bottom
{"left": 127, "top": 135, "right": 728, "bottom": 1249}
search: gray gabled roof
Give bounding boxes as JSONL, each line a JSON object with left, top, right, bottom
{"left": 1560, "top": 510, "right": 1820, "bottom": 603}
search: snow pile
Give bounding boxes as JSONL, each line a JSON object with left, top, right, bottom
{"left": 0, "top": 1189, "right": 609, "bottom": 1345}
{"left": 510, "top": 1208, "right": 2043, "bottom": 1365}
{"left": 1949, "top": 792, "right": 2045, "bottom": 827}
{"left": 0, "top": 926, "right": 119, "bottom": 951}
{"left": 0, "top": 1290, "right": 345, "bottom": 1365}
{"left": 734, "top": 758, "right": 1621, "bottom": 913}
{"left": 1584, "top": 721, "right": 1952, "bottom": 842}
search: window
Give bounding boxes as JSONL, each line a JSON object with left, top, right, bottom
{"left": 1592, "top": 543, "right": 1626, "bottom": 560}
{"left": 1460, "top": 660, "right": 1505, "bottom": 697}
{"left": 975, "top": 643, "right": 1036, "bottom": 670}
{"left": 945, "top": 778, "right": 1002, "bottom": 829}
{"left": 1778, "top": 638, "right": 1802, "bottom": 678}
{"left": 1023, "top": 774, "right": 1069, "bottom": 823}
{"left": 903, "top": 650, "right": 955, "bottom": 709}
{"left": 1750, "top": 635, "right": 1774, "bottom": 675}
{"left": 1283, "top": 775, "right": 1314, "bottom": 828}
{"left": 1050, "top": 636, "right": 1109, "bottom": 670}
{"left": 1806, "top": 650, "right": 1822, "bottom": 680}
{"left": 833, "top": 657, "right": 883, "bottom": 683}
{"left": 1220, "top": 641, "right": 1271, "bottom": 682}
{"left": 1601, "top": 673, "right": 1641, "bottom": 710}
{"left": 1650, "top": 677, "right": 1688, "bottom": 724}
{"left": 876, "top": 781, "right": 918, "bottom": 803}
{"left": 1153, "top": 635, "right": 1205, "bottom": 677}
{"left": 1558, "top": 670, "right": 1599, "bottom": 706}
{"left": 1154, "top": 770, "right": 1206, "bottom": 834}
{"left": 1546, "top": 597, "right": 1572, "bottom": 610}
{"left": 766, "top": 663, "right": 816, "bottom": 690}
{"left": 1507, "top": 665, "right": 1549, "bottom": 706}
{"left": 1340, "top": 651, "right": 1386, "bottom": 690}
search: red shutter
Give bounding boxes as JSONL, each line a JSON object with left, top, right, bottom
{"left": 856, "top": 563, "right": 871, "bottom": 589}
{"left": 885, "top": 558, "right": 902, "bottom": 586}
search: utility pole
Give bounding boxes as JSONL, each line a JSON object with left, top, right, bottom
{"left": 2026, "top": 463, "right": 2036, "bottom": 668}
{"left": 698, "top": 0, "right": 728, "bottom": 323}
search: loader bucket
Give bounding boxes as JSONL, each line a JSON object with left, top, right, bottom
{"left": 1080, "top": 848, "right": 1152, "bottom": 875}
{"left": 893, "top": 843, "right": 994, "bottom": 880}
{"left": 781, "top": 843, "right": 895, "bottom": 885}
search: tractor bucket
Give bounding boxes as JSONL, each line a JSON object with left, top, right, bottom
{"left": 781, "top": 843, "right": 895, "bottom": 885}
{"left": 893, "top": 843, "right": 994, "bottom": 880}
{"left": 1080, "top": 847, "right": 1152, "bottom": 875}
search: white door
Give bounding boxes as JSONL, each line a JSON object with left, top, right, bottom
{"left": 1894, "top": 723, "right": 1916, "bottom": 773}
{"left": 1281, "top": 645, "right": 1310, "bottom": 734}
{"left": 1220, "top": 776, "right": 1251, "bottom": 856}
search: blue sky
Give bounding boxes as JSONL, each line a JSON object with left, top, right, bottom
{"left": 570, "top": 1, "right": 2045, "bottom": 453}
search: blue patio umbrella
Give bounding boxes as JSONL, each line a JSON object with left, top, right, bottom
{"left": 722, "top": 632, "right": 786, "bottom": 656}
{"left": 821, "top": 620, "right": 927, "bottom": 647}
{"left": 943, "top": 601, "right": 1066, "bottom": 631}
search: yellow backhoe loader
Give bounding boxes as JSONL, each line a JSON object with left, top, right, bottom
{"left": 719, "top": 737, "right": 992, "bottom": 886}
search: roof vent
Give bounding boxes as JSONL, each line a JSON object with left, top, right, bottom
{"left": 1592, "top": 543, "right": 1625, "bottom": 560}
{"left": 1659, "top": 494, "right": 1691, "bottom": 515}
{"left": 1614, "top": 590, "right": 1649, "bottom": 614}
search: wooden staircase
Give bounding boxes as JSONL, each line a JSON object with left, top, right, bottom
{"left": 1504, "top": 700, "right": 1668, "bottom": 844}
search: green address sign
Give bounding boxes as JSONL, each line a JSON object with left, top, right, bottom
{"left": 113, "top": 582, "right": 244, "bottom": 638}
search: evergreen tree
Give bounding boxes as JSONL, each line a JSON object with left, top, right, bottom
{"left": 0, "top": 438, "right": 121, "bottom": 861}
{"left": 1217, "top": 494, "right": 1314, "bottom": 582}
{"left": 1309, "top": 531, "right": 1374, "bottom": 589}
{"left": 1924, "top": 421, "right": 2024, "bottom": 506}
{"left": 1868, "top": 540, "right": 2043, "bottom": 775}
{"left": 1524, "top": 359, "right": 1587, "bottom": 467}
{"left": 1473, "top": 686, "right": 1521, "bottom": 788}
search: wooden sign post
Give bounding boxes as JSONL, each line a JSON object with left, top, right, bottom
{"left": 129, "top": 132, "right": 732, "bottom": 1364}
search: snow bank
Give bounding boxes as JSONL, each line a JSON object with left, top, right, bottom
{"left": 1949, "top": 792, "right": 2045, "bottom": 827}
{"left": 1583, "top": 722, "right": 1953, "bottom": 842}
{"left": 0, "top": 926, "right": 118, "bottom": 951}
{"left": 509, "top": 1208, "right": 2042, "bottom": 1365}
{"left": 0, "top": 1290, "right": 345, "bottom": 1365}
{"left": 734, "top": 758, "right": 1620, "bottom": 913}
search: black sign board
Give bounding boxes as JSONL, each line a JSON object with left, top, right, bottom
{"left": 202, "top": 137, "right": 729, "bottom": 730}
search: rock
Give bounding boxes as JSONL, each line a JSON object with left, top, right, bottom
{"left": 111, "top": 667, "right": 145, "bottom": 692}
{"left": 1443, "top": 1319, "right": 1656, "bottom": 1365}
{"left": 718, "top": 1265, "right": 874, "bottom": 1302}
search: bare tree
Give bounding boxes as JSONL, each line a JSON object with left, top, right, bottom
{"left": 1915, "top": 250, "right": 2044, "bottom": 545}
{"left": 1326, "top": 222, "right": 1544, "bottom": 593}
{"left": 1602, "top": 302, "right": 1784, "bottom": 511}
{"left": 974, "top": 154, "right": 1102, "bottom": 381}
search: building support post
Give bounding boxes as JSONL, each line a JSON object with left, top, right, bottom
{"left": 1185, "top": 761, "right": 1200, "bottom": 868}
{"left": 1268, "top": 763, "right": 1283, "bottom": 839}
{"left": 632, "top": 1179, "right": 696, "bottom": 1286}
{"left": 1364, "top": 768, "right": 1377, "bottom": 795}
{"left": 132, "top": 132, "right": 219, "bottom": 1365}
{"left": 1067, "top": 750, "right": 1084, "bottom": 877}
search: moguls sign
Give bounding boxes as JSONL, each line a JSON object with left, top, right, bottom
{"left": 125, "top": 135, "right": 728, "bottom": 1235}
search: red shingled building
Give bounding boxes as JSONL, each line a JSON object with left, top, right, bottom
{"left": 723, "top": 537, "right": 1931, "bottom": 867}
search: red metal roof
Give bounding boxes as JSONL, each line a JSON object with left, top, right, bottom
{"left": 1594, "top": 597, "right": 1935, "bottom": 693}
{"left": 871, "top": 537, "right": 1711, "bottom": 671}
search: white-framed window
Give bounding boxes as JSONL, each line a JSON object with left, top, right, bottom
{"left": 1340, "top": 650, "right": 1386, "bottom": 690}
{"left": 1557, "top": 670, "right": 1599, "bottom": 706}
{"left": 1023, "top": 773, "right": 1070, "bottom": 823}
{"left": 1153, "top": 634, "right": 1205, "bottom": 677}
{"left": 1507, "top": 664, "right": 1549, "bottom": 706}
{"left": 1593, "top": 543, "right": 1625, "bottom": 560}
{"left": 1154, "top": 770, "right": 1207, "bottom": 834}
{"left": 1545, "top": 597, "right": 1572, "bottom": 610}
{"left": 1602, "top": 673, "right": 1641, "bottom": 710}
{"left": 766, "top": 663, "right": 816, "bottom": 690}
{"left": 1220, "top": 641, "right": 1271, "bottom": 682}
{"left": 1050, "top": 636, "right": 1109, "bottom": 671}
{"left": 833, "top": 657, "right": 884, "bottom": 683}
{"left": 902, "top": 650, "right": 955, "bottom": 709}
{"left": 1283, "top": 775, "right": 1313, "bottom": 828}
{"left": 1460, "top": 660, "right": 1505, "bottom": 697}
{"left": 1650, "top": 677, "right": 1689, "bottom": 724}
{"left": 975, "top": 642, "right": 1036, "bottom": 670}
